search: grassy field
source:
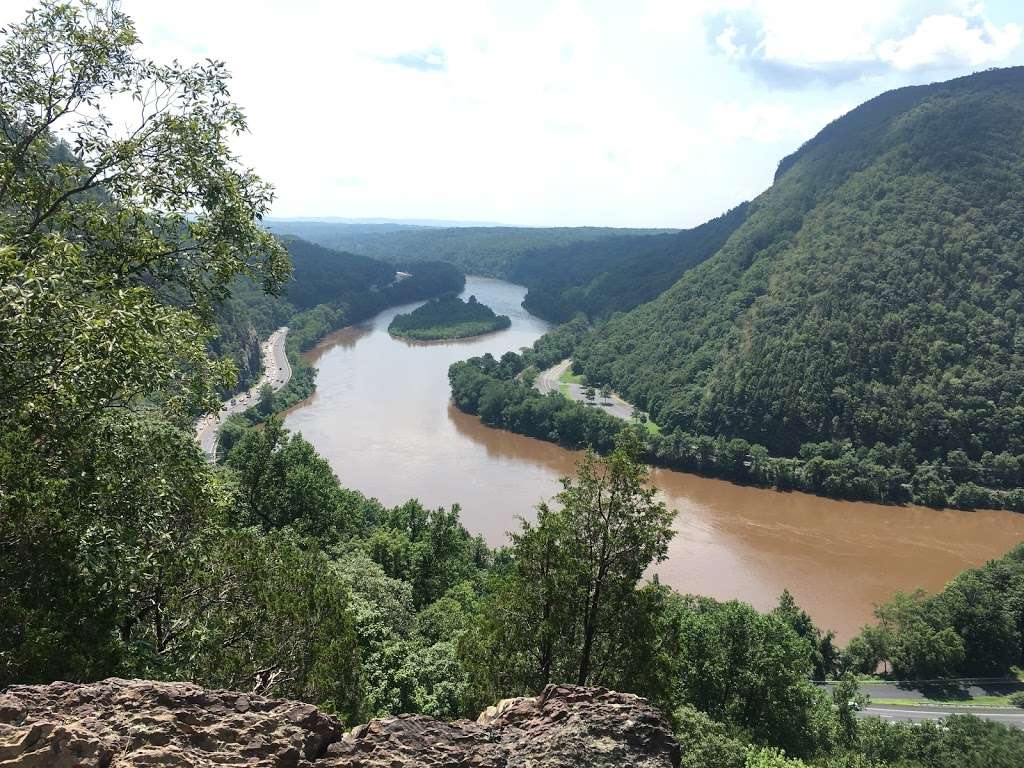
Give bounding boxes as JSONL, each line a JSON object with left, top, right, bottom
{"left": 870, "top": 695, "right": 1017, "bottom": 708}
{"left": 559, "top": 366, "right": 585, "bottom": 385}
{"left": 643, "top": 419, "right": 662, "bottom": 437}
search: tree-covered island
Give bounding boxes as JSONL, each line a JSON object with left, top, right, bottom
{"left": 388, "top": 294, "right": 511, "bottom": 341}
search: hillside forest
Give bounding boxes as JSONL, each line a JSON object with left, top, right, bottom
{"left": 3, "top": 5, "right": 1024, "bottom": 768}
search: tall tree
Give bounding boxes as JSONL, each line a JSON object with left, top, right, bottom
{"left": 464, "top": 429, "right": 675, "bottom": 703}
{"left": 0, "top": 0, "right": 287, "bottom": 683}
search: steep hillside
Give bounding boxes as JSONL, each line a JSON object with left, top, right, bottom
{"left": 283, "top": 236, "right": 396, "bottom": 310}
{"left": 512, "top": 203, "right": 750, "bottom": 322}
{"left": 574, "top": 67, "right": 1024, "bottom": 499}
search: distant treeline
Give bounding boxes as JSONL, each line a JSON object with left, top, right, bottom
{"left": 511, "top": 203, "right": 750, "bottom": 323}
{"left": 213, "top": 236, "right": 463, "bottom": 398}
{"left": 264, "top": 222, "right": 674, "bottom": 278}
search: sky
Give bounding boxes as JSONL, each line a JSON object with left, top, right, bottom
{"left": 4, "top": 1, "right": 1024, "bottom": 227}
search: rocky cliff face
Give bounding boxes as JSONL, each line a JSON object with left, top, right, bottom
{"left": 0, "top": 678, "right": 680, "bottom": 767}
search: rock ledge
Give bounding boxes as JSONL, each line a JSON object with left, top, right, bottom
{"left": 0, "top": 679, "right": 680, "bottom": 767}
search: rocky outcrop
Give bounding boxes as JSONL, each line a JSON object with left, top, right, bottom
{"left": 0, "top": 679, "right": 680, "bottom": 767}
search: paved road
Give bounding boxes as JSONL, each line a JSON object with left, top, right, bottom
{"left": 535, "top": 359, "right": 635, "bottom": 421}
{"left": 819, "top": 679, "right": 1024, "bottom": 729}
{"left": 195, "top": 326, "right": 291, "bottom": 459}
{"left": 860, "top": 704, "right": 1024, "bottom": 727}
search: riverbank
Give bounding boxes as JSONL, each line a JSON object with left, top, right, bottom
{"left": 458, "top": 350, "right": 1024, "bottom": 513}
{"left": 280, "top": 276, "right": 1024, "bottom": 643}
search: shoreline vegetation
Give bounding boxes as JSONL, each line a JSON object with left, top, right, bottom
{"left": 215, "top": 265, "right": 466, "bottom": 457}
{"left": 8, "top": 7, "right": 1024, "bottom": 766}
{"left": 448, "top": 319, "right": 1024, "bottom": 512}
{"left": 388, "top": 294, "right": 511, "bottom": 341}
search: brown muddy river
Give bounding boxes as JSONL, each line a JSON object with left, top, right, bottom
{"left": 285, "top": 276, "right": 1024, "bottom": 641}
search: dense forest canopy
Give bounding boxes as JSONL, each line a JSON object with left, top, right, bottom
{"left": 265, "top": 220, "right": 675, "bottom": 278}
{"left": 281, "top": 236, "right": 395, "bottom": 310}
{"left": 388, "top": 294, "right": 511, "bottom": 340}
{"left": 511, "top": 203, "right": 751, "bottom": 322}
{"left": 568, "top": 67, "right": 1024, "bottom": 501}
{"left": 5, "top": 6, "right": 1024, "bottom": 767}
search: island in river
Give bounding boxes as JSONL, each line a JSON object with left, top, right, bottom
{"left": 388, "top": 294, "right": 511, "bottom": 341}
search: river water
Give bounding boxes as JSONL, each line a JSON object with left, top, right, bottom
{"left": 285, "top": 276, "right": 1024, "bottom": 641}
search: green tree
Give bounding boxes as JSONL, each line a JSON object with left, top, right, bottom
{"left": 256, "top": 382, "right": 276, "bottom": 417}
{"left": 0, "top": 0, "right": 285, "bottom": 683}
{"left": 873, "top": 591, "right": 966, "bottom": 678}
{"left": 830, "top": 673, "right": 867, "bottom": 747}
{"left": 674, "top": 705, "right": 747, "bottom": 768}
{"left": 673, "top": 597, "right": 835, "bottom": 758}
{"left": 178, "top": 528, "right": 363, "bottom": 719}
{"left": 773, "top": 590, "right": 839, "bottom": 679}
{"left": 1, "top": 1, "right": 289, "bottom": 433}
{"left": 225, "top": 418, "right": 370, "bottom": 542}
{"left": 464, "top": 430, "right": 675, "bottom": 703}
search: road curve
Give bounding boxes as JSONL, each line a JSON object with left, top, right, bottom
{"left": 535, "top": 358, "right": 635, "bottom": 421}
{"left": 195, "top": 326, "right": 290, "bottom": 460}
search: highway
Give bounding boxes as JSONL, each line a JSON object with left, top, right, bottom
{"left": 195, "top": 326, "right": 291, "bottom": 459}
{"left": 535, "top": 358, "right": 635, "bottom": 420}
{"left": 819, "top": 680, "right": 1024, "bottom": 729}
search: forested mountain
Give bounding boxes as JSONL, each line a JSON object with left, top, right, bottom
{"left": 282, "top": 236, "right": 395, "bottom": 310}
{"left": 265, "top": 220, "right": 675, "bottom": 277}
{"left": 571, "top": 67, "right": 1024, "bottom": 502}
{"left": 511, "top": 203, "right": 750, "bottom": 322}
{"left": 211, "top": 236, "right": 462, "bottom": 394}
{"left": 209, "top": 237, "right": 393, "bottom": 393}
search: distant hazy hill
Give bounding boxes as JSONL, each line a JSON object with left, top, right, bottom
{"left": 574, "top": 67, "right": 1024, "bottom": 477}
{"left": 264, "top": 221, "right": 676, "bottom": 278}
{"left": 510, "top": 203, "right": 750, "bottom": 322}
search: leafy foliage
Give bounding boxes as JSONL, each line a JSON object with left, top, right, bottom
{"left": 389, "top": 294, "right": 510, "bottom": 340}
{"left": 462, "top": 433, "right": 674, "bottom": 707}
{"left": 846, "top": 543, "right": 1024, "bottom": 678}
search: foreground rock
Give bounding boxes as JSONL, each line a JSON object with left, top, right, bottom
{"left": 0, "top": 679, "right": 680, "bottom": 767}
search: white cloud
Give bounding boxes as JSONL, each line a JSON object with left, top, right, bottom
{"left": 878, "top": 13, "right": 1022, "bottom": 70}
{"left": 0, "top": 0, "right": 1021, "bottom": 226}
{"left": 708, "top": 1, "right": 1022, "bottom": 87}
{"left": 710, "top": 100, "right": 852, "bottom": 144}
